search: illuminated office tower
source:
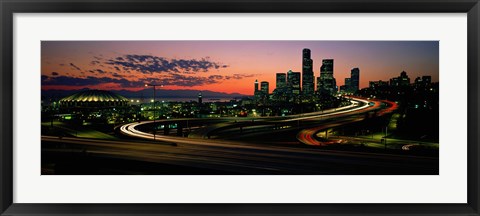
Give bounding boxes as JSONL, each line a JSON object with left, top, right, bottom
{"left": 276, "top": 73, "right": 287, "bottom": 89}
{"left": 273, "top": 73, "right": 287, "bottom": 101}
{"left": 390, "top": 71, "right": 411, "bottom": 86}
{"left": 422, "top": 76, "right": 432, "bottom": 84}
{"left": 369, "top": 80, "right": 389, "bottom": 89}
{"left": 254, "top": 79, "right": 261, "bottom": 101}
{"left": 345, "top": 78, "right": 351, "bottom": 92}
{"left": 260, "top": 81, "right": 269, "bottom": 95}
{"left": 414, "top": 75, "right": 432, "bottom": 88}
{"left": 350, "top": 68, "right": 360, "bottom": 92}
{"left": 302, "top": 48, "right": 314, "bottom": 97}
{"left": 287, "top": 70, "right": 301, "bottom": 97}
{"left": 318, "top": 59, "right": 336, "bottom": 95}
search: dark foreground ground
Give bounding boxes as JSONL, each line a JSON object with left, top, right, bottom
{"left": 41, "top": 136, "right": 438, "bottom": 175}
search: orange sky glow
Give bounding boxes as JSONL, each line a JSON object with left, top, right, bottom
{"left": 41, "top": 41, "right": 439, "bottom": 95}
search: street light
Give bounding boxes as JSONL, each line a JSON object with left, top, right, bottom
{"left": 145, "top": 83, "right": 163, "bottom": 141}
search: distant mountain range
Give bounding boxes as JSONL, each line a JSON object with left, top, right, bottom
{"left": 41, "top": 88, "right": 250, "bottom": 100}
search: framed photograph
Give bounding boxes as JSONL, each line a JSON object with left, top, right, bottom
{"left": 1, "top": 0, "right": 479, "bottom": 215}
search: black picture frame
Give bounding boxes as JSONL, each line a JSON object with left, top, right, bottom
{"left": 1, "top": 0, "right": 479, "bottom": 215}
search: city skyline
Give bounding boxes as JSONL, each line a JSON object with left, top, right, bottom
{"left": 42, "top": 41, "right": 439, "bottom": 95}
{"left": 41, "top": 41, "right": 440, "bottom": 175}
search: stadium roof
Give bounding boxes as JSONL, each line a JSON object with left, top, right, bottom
{"left": 59, "top": 90, "right": 128, "bottom": 102}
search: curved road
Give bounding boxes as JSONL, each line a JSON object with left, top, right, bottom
{"left": 297, "top": 98, "right": 398, "bottom": 146}
{"left": 120, "top": 97, "right": 373, "bottom": 142}
{"left": 45, "top": 98, "right": 437, "bottom": 174}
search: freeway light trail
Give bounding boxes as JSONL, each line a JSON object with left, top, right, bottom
{"left": 296, "top": 98, "right": 398, "bottom": 146}
{"left": 285, "top": 97, "right": 369, "bottom": 121}
{"left": 120, "top": 98, "right": 372, "bottom": 143}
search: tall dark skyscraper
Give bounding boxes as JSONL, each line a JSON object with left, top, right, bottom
{"left": 260, "top": 81, "right": 269, "bottom": 95}
{"left": 273, "top": 73, "right": 287, "bottom": 101}
{"left": 287, "top": 70, "right": 301, "bottom": 96}
{"left": 350, "top": 68, "right": 360, "bottom": 92}
{"left": 254, "top": 79, "right": 261, "bottom": 101}
{"left": 345, "top": 78, "right": 351, "bottom": 90}
{"left": 318, "top": 59, "right": 336, "bottom": 95}
{"left": 302, "top": 48, "right": 314, "bottom": 97}
{"left": 198, "top": 92, "right": 202, "bottom": 104}
{"left": 316, "top": 77, "right": 321, "bottom": 93}
{"left": 276, "top": 73, "right": 287, "bottom": 89}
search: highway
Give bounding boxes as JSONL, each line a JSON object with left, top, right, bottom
{"left": 42, "top": 97, "right": 439, "bottom": 174}
{"left": 331, "top": 135, "right": 439, "bottom": 150}
{"left": 296, "top": 98, "right": 396, "bottom": 146}
{"left": 120, "top": 97, "right": 373, "bottom": 141}
{"left": 42, "top": 135, "right": 438, "bottom": 174}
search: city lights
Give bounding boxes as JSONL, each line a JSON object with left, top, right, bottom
{"left": 41, "top": 42, "right": 439, "bottom": 175}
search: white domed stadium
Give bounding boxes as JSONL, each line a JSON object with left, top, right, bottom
{"left": 59, "top": 90, "right": 129, "bottom": 108}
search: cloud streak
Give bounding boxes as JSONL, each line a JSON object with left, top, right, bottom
{"left": 42, "top": 54, "right": 256, "bottom": 90}
{"left": 41, "top": 73, "right": 231, "bottom": 88}
{"left": 42, "top": 75, "right": 144, "bottom": 88}
{"left": 69, "top": 63, "right": 81, "bottom": 71}
{"left": 88, "top": 69, "right": 107, "bottom": 74}
{"left": 105, "top": 54, "right": 228, "bottom": 74}
{"left": 225, "top": 73, "right": 256, "bottom": 80}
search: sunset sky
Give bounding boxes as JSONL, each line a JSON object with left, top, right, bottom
{"left": 41, "top": 41, "right": 439, "bottom": 95}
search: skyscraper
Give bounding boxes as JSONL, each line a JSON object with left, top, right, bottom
{"left": 302, "top": 48, "right": 314, "bottom": 97}
{"left": 369, "top": 80, "right": 389, "bottom": 89}
{"left": 318, "top": 59, "right": 336, "bottom": 95}
{"left": 273, "top": 73, "right": 288, "bottom": 101}
{"left": 316, "top": 77, "right": 321, "bottom": 94}
{"left": 350, "top": 68, "right": 360, "bottom": 92}
{"left": 260, "top": 81, "right": 269, "bottom": 95}
{"left": 198, "top": 92, "right": 202, "bottom": 104}
{"left": 414, "top": 76, "right": 432, "bottom": 88}
{"left": 254, "top": 79, "right": 261, "bottom": 101}
{"left": 400, "top": 71, "right": 410, "bottom": 86}
{"left": 276, "top": 73, "right": 287, "bottom": 89}
{"left": 422, "top": 76, "right": 432, "bottom": 84}
{"left": 345, "top": 78, "right": 351, "bottom": 91}
{"left": 287, "top": 70, "right": 301, "bottom": 97}
{"left": 390, "top": 71, "right": 410, "bottom": 86}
